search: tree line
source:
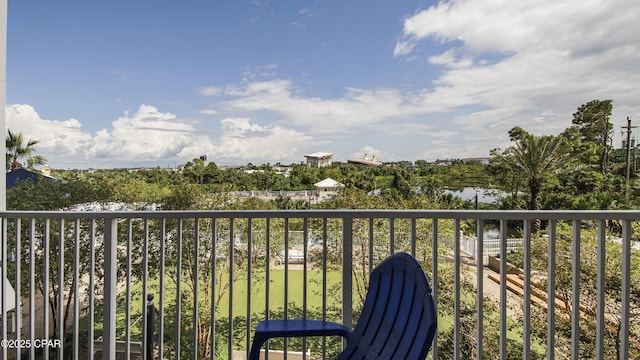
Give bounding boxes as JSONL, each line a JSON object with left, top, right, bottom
{"left": 7, "top": 99, "right": 639, "bottom": 213}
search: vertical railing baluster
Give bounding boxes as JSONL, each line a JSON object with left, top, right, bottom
{"left": 194, "top": 218, "right": 200, "bottom": 360}
{"left": 284, "top": 217, "right": 289, "bottom": 320}
{"left": 246, "top": 218, "right": 252, "bottom": 359}
{"left": 29, "top": 219, "right": 36, "bottom": 360}
{"left": 368, "top": 218, "right": 374, "bottom": 274}
{"left": 302, "top": 218, "right": 308, "bottom": 360}
{"left": 389, "top": 217, "right": 395, "bottom": 255}
{"left": 126, "top": 219, "right": 132, "bottom": 360}
{"left": 322, "top": 218, "right": 328, "bottom": 360}
{"left": 476, "top": 218, "right": 484, "bottom": 359}
{"left": 523, "top": 220, "right": 531, "bottom": 360}
{"left": 571, "top": 220, "right": 581, "bottom": 359}
{"left": 146, "top": 294, "right": 155, "bottom": 360}
{"left": 499, "top": 219, "right": 507, "bottom": 360}
{"left": 57, "top": 219, "right": 64, "bottom": 359}
{"left": 89, "top": 219, "right": 96, "bottom": 359}
{"left": 303, "top": 218, "right": 308, "bottom": 317}
{"left": 73, "top": 219, "right": 80, "bottom": 359}
{"left": 142, "top": 218, "right": 150, "bottom": 360}
{"left": 595, "top": 220, "right": 606, "bottom": 360}
{"left": 454, "top": 219, "right": 461, "bottom": 360}
{"left": 1, "top": 217, "right": 8, "bottom": 360}
{"left": 43, "top": 219, "right": 50, "bottom": 359}
{"left": 284, "top": 218, "right": 289, "bottom": 358}
{"left": 620, "top": 219, "right": 631, "bottom": 360}
{"left": 431, "top": 218, "right": 438, "bottom": 359}
{"left": 410, "top": 218, "right": 416, "bottom": 257}
{"left": 176, "top": 219, "right": 183, "bottom": 357}
{"left": 547, "top": 221, "right": 556, "bottom": 360}
{"left": 14, "top": 219, "right": 21, "bottom": 360}
{"left": 103, "top": 217, "right": 118, "bottom": 360}
{"left": 228, "top": 218, "right": 234, "bottom": 358}
{"left": 159, "top": 219, "right": 166, "bottom": 360}
{"left": 342, "top": 217, "right": 353, "bottom": 332}
{"left": 264, "top": 218, "right": 270, "bottom": 359}
{"left": 210, "top": 218, "right": 217, "bottom": 360}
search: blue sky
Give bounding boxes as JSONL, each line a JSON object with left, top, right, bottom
{"left": 6, "top": 0, "right": 640, "bottom": 168}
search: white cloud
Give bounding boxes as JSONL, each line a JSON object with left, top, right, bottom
{"left": 6, "top": 104, "right": 93, "bottom": 158}
{"left": 6, "top": 104, "right": 212, "bottom": 167}
{"left": 86, "top": 105, "right": 200, "bottom": 160}
{"left": 217, "top": 80, "right": 439, "bottom": 135}
{"left": 427, "top": 49, "right": 471, "bottom": 68}
{"left": 198, "top": 86, "right": 223, "bottom": 96}
{"left": 393, "top": 39, "right": 416, "bottom": 57}
{"left": 6, "top": 104, "right": 322, "bottom": 168}
{"left": 392, "top": 0, "right": 640, "bottom": 156}
{"left": 212, "top": 117, "right": 320, "bottom": 162}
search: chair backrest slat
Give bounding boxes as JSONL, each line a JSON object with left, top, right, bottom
{"left": 338, "top": 253, "right": 437, "bottom": 360}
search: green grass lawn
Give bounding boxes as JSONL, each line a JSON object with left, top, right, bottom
{"left": 217, "top": 268, "right": 344, "bottom": 318}
{"left": 113, "top": 267, "right": 346, "bottom": 338}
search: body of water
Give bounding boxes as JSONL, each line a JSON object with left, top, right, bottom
{"left": 444, "top": 187, "right": 504, "bottom": 204}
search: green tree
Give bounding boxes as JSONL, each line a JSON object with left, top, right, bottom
{"left": 5, "top": 129, "right": 47, "bottom": 170}
{"left": 288, "top": 164, "right": 321, "bottom": 190}
{"left": 390, "top": 167, "right": 413, "bottom": 198}
{"left": 571, "top": 100, "right": 613, "bottom": 173}
{"left": 342, "top": 170, "right": 376, "bottom": 193}
{"left": 6, "top": 173, "right": 110, "bottom": 210}
{"left": 182, "top": 158, "right": 223, "bottom": 185}
{"left": 161, "top": 180, "right": 206, "bottom": 210}
{"left": 491, "top": 127, "right": 572, "bottom": 230}
{"left": 5, "top": 178, "right": 111, "bottom": 350}
{"left": 273, "top": 195, "right": 310, "bottom": 210}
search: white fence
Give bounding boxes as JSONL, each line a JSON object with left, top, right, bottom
{"left": 460, "top": 233, "right": 524, "bottom": 265}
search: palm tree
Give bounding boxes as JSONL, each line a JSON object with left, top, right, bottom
{"left": 492, "top": 127, "right": 570, "bottom": 231}
{"left": 6, "top": 129, "right": 47, "bottom": 171}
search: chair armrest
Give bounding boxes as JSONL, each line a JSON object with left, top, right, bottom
{"left": 249, "top": 320, "right": 351, "bottom": 360}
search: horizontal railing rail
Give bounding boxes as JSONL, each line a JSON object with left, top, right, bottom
{"left": 1, "top": 210, "right": 638, "bottom": 359}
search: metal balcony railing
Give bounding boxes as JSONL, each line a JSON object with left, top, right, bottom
{"left": 1, "top": 210, "right": 638, "bottom": 359}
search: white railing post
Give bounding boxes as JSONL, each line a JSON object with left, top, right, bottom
{"left": 621, "top": 220, "right": 631, "bottom": 360}
{"left": 476, "top": 219, "right": 484, "bottom": 359}
{"left": 103, "top": 217, "right": 118, "bottom": 359}
{"left": 547, "top": 221, "right": 557, "bottom": 360}
{"left": 431, "top": 219, "right": 439, "bottom": 360}
{"left": 454, "top": 220, "right": 461, "bottom": 360}
{"left": 596, "top": 220, "right": 606, "bottom": 359}
{"left": 1, "top": 218, "right": 7, "bottom": 360}
{"left": 342, "top": 217, "right": 353, "bottom": 330}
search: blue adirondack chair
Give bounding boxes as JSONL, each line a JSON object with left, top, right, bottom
{"left": 248, "top": 252, "right": 437, "bottom": 359}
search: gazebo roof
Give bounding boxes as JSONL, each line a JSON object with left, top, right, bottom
{"left": 314, "top": 178, "right": 342, "bottom": 187}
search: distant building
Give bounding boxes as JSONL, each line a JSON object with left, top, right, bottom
{"left": 305, "top": 152, "right": 334, "bottom": 168}
{"left": 314, "top": 178, "right": 343, "bottom": 200}
{"left": 6, "top": 168, "right": 57, "bottom": 189}
{"left": 347, "top": 154, "right": 382, "bottom": 167}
